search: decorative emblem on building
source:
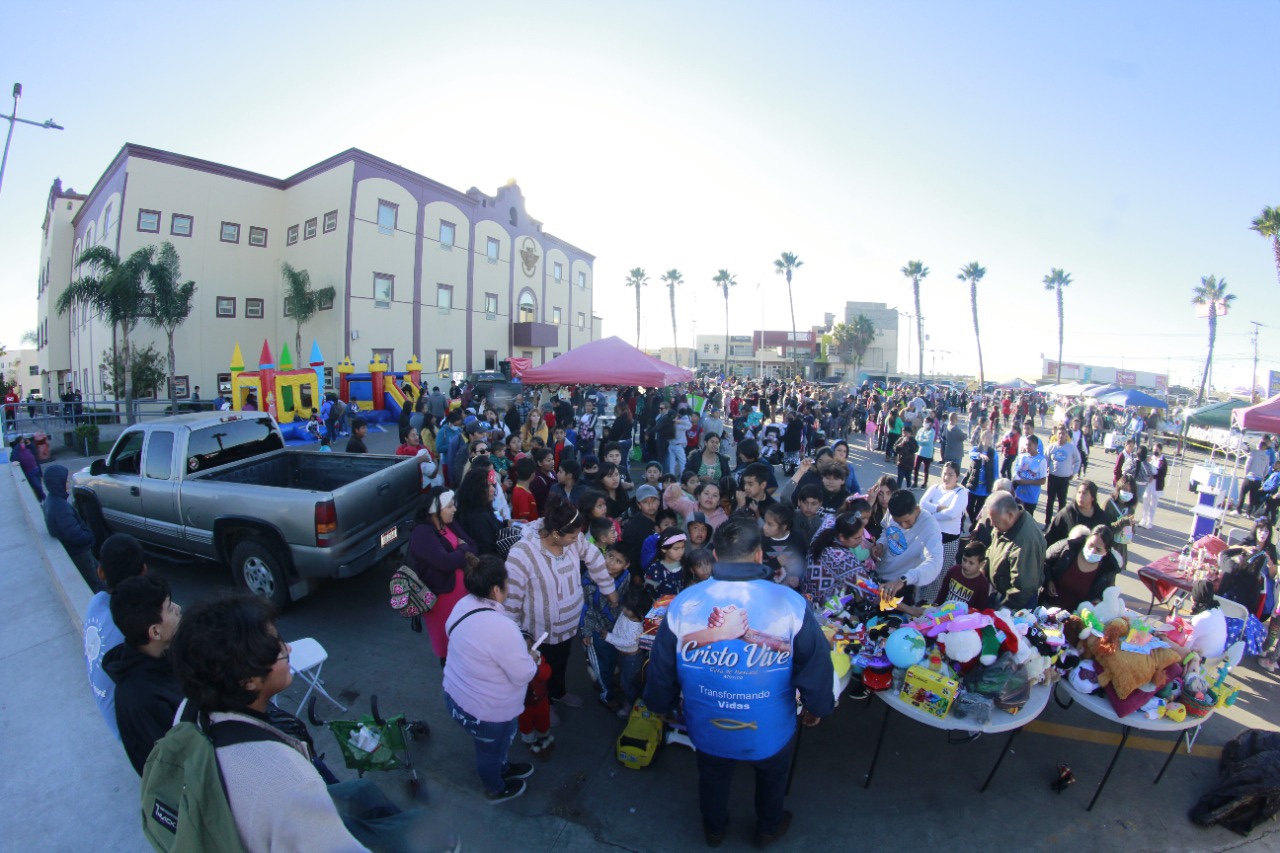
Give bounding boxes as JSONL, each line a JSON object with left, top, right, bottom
{"left": 519, "top": 237, "right": 539, "bottom": 277}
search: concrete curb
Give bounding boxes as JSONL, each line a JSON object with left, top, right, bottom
{"left": 9, "top": 462, "right": 93, "bottom": 634}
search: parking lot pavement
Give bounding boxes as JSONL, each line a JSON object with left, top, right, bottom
{"left": 11, "top": 424, "right": 1280, "bottom": 851}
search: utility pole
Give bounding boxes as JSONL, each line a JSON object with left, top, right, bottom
{"left": 1250, "top": 321, "right": 1264, "bottom": 403}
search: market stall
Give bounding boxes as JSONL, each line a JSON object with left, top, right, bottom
{"left": 518, "top": 335, "right": 692, "bottom": 388}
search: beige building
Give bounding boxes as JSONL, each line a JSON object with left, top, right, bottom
{"left": 843, "top": 301, "right": 900, "bottom": 377}
{"left": 34, "top": 145, "right": 600, "bottom": 401}
{"left": 693, "top": 334, "right": 794, "bottom": 378}
{"left": 0, "top": 346, "right": 39, "bottom": 396}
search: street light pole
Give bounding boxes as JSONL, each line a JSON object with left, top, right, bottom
{"left": 0, "top": 83, "right": 66, "bottom": 197}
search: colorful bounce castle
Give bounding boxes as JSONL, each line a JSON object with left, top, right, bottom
{"left": 229, "top": 340, "right": 425, "bottom": 442}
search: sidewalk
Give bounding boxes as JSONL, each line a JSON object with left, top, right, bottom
{"left": 0, "top": 463, "right": 143, "bottom": 849}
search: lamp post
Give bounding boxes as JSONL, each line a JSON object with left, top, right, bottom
{"left": 0, "top": 83, "right": 65, "bottom": 196}
{"left": 0, "top": 84, "right": 64, "bottom": 454}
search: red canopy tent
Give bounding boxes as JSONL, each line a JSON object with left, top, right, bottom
{"left": 1232, "top": 393, "right": 1280, "bottom": 433}
{"left": 518, "top": 336, "right": 693, "bottom": 387}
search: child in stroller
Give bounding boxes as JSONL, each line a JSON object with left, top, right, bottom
{"left": 760, "top": 423, "right": 785, "bottom": 465}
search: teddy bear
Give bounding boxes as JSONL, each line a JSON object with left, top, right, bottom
{"left": 1085, "top": 617, "right": 1183, "bottom": 699}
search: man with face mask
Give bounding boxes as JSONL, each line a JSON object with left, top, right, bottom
{"left": 872, "top": 489, "right": 944, "bottom": 604}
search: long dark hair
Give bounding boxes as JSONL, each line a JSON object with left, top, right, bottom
{"left": 809, "top": 511, "right": 866, "bottom": 562}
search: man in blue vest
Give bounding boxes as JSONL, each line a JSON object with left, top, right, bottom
{"left": 645, "top": 518, "right": 834, "bottom": 847}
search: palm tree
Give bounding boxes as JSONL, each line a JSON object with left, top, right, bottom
{"left": 1191, "top": 275, "right": 1236, "bottom": 406}
{"left": 832, "top": 322, "right": 856, "bottom": 377}
{"left": 624, "top": 267, "right": 648, "bottom": 348}
{"left": 146, "top": 242, "right": 197, "bottom": 407}
{"left": 1042, "top": 268, "right": 1073, "bottom": 385}
{"left": 20, "top": 329, "right": 37, "bottom": 346}
{"left": 851, "top": 313, "right": 876, "bottom": 376}
{"left": 280, "top": 262, "right": 336, "bottom": 359}
{"left": 957, "top": 262, "right": 988, "bottom": 391}
{"left": 712, "top": 270, "right": 737, "bottom": 377}
{"left": 1251, "top": 206, "right": 1280, "bottom": 290}
{"left": 774, "top": 252, "right": 804, "bottom": 377}
{"left": 900, "top": 261, "right": 929, "bottom": 383}
{"left": 660, "top": 269, "right": 683, "bottom": 365}
{"left": 56, "top": 245, "right": 150, "bottom": 420}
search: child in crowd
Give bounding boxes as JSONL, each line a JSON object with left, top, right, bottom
{"left": 681, "top": 547, "right": 714, "bottom": 588}
{"left": 640, "top": 508, "right": 681, "bottom": 569}
{"left": 306, "top": 409, "right": 323, "bottom": 441}
{"left": 897, "top": 540, "right": 994, "bottom": 616}
{"left": 762, "top": 503, "right": 807, "bottom": 588}
{"left": 644, "top": 528, "right": 687, "bottom": 597}
{"left": 803, "top": 512, "right": 873, "bottom": 601}
{"left": 510, "top": 457, "right": 539, "bottom": 524}
{"left": 793, "top": 484, "right": 825, "bottom": 547}
{"left": 686, "top": 514, "right": 712, "bottom": 548}
{"left": 643, "top": 462, "right": 663, "bottom": 488}
{"left": 589, "top": 515, "right": 618, "bottom": 550}
{"left": 894, "top": 426, "right": 919, "bottom": 490}
{"left": 663, "top": 471, "right": 700, "bottom": 518}
{"left": 607, "top": 584, "right": 653, "bottom": 717}
{"left": 581, "top": 544, "right": 633, "bottom": 712}
{"left": 518, "top": 651, "right": 554, "bottom": 758}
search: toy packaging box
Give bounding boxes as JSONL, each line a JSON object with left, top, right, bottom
{"left": 900, "top": 664, "right": 959, "bottom": 718}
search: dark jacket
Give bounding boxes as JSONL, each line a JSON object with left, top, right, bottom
{"left": 1044, "top": 500, "right": 1111, "bottom": 548}
{"left": 1044, "top": 536, "right": 1120, "bottom": 608}
{"left": 989, "top": 510, "right": 1047, "bottom": 610}
{"left": 43, "top": 464, "right": 94, "bottom": 553}
{"left": 620, "top": 511, "right": 658, "bottom": 570}
{"left": 457, "top": 506, "right": 505, "bottom": 556}
{"left": 408, "top": 520, "right": 477, "bottom": 594}
{"left": 102, "top": 644, "right": 184, "bottom": 776}
{"left": 344, "top": 435, "right": 368, "bottom": 453}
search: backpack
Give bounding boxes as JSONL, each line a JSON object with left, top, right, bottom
{"left": 140, "top": 708, "right": 286, "bottom": 852}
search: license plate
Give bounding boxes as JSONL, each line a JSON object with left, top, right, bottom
{"left": 380, "top": 526, "right": 398, "bottom": 548}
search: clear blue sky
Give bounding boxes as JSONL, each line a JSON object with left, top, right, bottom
{"left": 2, "top": 1, "right": 1277, "bottom": 392}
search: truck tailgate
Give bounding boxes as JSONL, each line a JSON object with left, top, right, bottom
{"left": 328, "top": 454, "right": 422, "bottom": 546}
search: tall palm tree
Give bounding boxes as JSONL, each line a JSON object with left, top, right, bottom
{"left": 900, "top": 261, "right": 929, "bottom": 383}
{"left": 147, "top": 242, "right": 198, "bottom": 407}
{"left": 1042, "top": 268, "right": 1073, "bottom": 385}
{"left": 1191, "top": 275, "right": 1236, "bottom": 406}
{"left": 850, "top": 314, "right": 877, "bottom": 376}
{"left": 832, "top": 322, "right": 856, "bottom": 377}
{"left": 957, "top": 262, "right": 988, "bottom": 391}
{"left": 1251, "top": 206, "right": 1280, "bottom": 290}
{"left": 712, "top": 270, "right": 737, "bottom": 377}
{"left": 280, "top": 262, "right": 336, "bottom": 359}
{"left": 56, "top": 245, "right": 150, "bottom": 420}
{"left": 624, "top": 267, "right": 648, "bottom": 348}
{"left": 774, "top": 252, "right": 803, "bottom": 377}
{"left": 660, "top": 269, "right": 683, "bottom": 365}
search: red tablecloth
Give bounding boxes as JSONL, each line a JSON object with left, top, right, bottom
{"left": 1136, "top": 537, "right": 1225, "bottom": 607}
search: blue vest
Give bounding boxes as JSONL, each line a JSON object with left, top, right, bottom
{"left": 668, "top": 577, "right": 807, "bottom": 760}
{"left": 84, "top": 592, "right": 124, "bottom": 739}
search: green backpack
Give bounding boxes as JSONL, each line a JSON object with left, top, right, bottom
{"left": 140, "top": 710, "right": 283, "bottom": 852}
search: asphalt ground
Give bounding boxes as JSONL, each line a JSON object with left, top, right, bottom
{"left": 9, "top": 416, "right": 1280, "bottom": 851}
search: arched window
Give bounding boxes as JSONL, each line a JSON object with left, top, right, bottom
{"left": 518, "top": 289, "right": 537, "bottom": 323}
{"left": 509, "top": 206, "right": 518, "bottom": 227}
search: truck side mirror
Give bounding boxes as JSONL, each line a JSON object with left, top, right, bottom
{"left": 89, "top": 458, "right": 107, "bottom": 476}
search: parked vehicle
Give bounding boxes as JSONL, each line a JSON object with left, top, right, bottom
{"left": 71, "top": 412, "right": 422, "bottom": 607}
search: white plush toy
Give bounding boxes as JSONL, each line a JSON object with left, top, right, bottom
{"left": 937, "top": 629, "right": 983, "bottom": 665}
{"left": 1093, "top": 586, "right": 1127, "bottom": 625}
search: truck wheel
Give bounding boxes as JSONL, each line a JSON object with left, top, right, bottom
{"left": 231, "top": 537, "right": 291, "bottom": 609}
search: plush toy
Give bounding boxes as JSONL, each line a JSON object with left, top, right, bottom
{"left": 1092, "top": 587, "right": 1127, "bottom": 625}
{"left": 1086, "top": 617, "right": 1184, "bottom": 699}
{"left": 1068, "top": 660, "right": 1101, "bottom": 694}
{"left": 937, "top": 628, "right": 983, "bottom": 669}
{"left": 1139, "top": 696, "right": 1168, "bottom": 720}
{"left": 1164, "top": 702, "right": 1187, "bottom": 723}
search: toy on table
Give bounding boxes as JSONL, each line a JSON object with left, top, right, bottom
{"left": 884, "top": 627, "right": 927, "bottom": 669}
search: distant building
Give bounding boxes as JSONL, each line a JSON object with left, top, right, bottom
{"left": 0, "top": 346, "right": 39, "bottom": 396}
{"left": 34, "top": 145, "right": 598, "bottom": 401}
{"left": 843, "top": 301, "right": 900, "bottom": 377}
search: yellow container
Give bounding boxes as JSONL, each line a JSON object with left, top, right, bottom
{"left": 900, "top": 664, "right": 959, "bottom": 718}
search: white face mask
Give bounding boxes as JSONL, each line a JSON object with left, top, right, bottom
{"left": 1118, "top": 490, "right": 1134, "bottom": 503}
{"left": 1082, "top": 548, "right": 1104, "bottom": 564}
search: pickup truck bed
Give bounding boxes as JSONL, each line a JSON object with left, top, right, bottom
{"left": 195, "top": 451, "right": 406, "bottom": 492}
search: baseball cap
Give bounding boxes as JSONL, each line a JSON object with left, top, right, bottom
{"left": 636, "top": 484, "right": 660, "bottom": 502}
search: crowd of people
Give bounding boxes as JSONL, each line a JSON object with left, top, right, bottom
{"left": 49, "top": 371, "right": 1280, "bottom": 849}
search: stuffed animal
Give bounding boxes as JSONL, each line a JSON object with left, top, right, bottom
{"left": 1164, "top": 702, "right": 1187, "bottom": 723}
{"left": 1092, "top": 587, "right": 1127, "bottom": 625}
{"left": 1086, "top": 617, "right": 1183, "bottom": 699}
{"left": 937, "top": 629, "right": 983, "bottom": 669}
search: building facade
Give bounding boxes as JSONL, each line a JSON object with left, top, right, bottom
{"left": 692, "top": 333, "right": 798, "bottom": 378}
{"left": 35, "top": 145, "right": 599, "bottom": 401}
{"left": 843, "top": 301, "right": 900, "bottom": 377}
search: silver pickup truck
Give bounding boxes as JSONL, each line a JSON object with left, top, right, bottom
{"left": 71, "top": 412, "right": 422, "bottom": 607}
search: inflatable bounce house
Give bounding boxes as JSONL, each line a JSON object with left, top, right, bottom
{"left": 229, "top": 340, "right": 426, "bottom": 443}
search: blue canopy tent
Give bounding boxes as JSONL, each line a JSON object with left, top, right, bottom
{"left": 1096, "top": 388, "right": 1168, "bottom": 410}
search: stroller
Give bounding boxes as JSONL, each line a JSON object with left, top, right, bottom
{"left": 761, "top": 423, "right": 785, "bottom": 466}
{"left": 309, "top": 695, "right": 429, "bottom": 797}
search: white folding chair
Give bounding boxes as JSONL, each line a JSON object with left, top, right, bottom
{"left": 1226, "top": 527, "right": 1249, "bottom": 547}
{"left": 286, "top": 637, "right": 347, "bottom": 713}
